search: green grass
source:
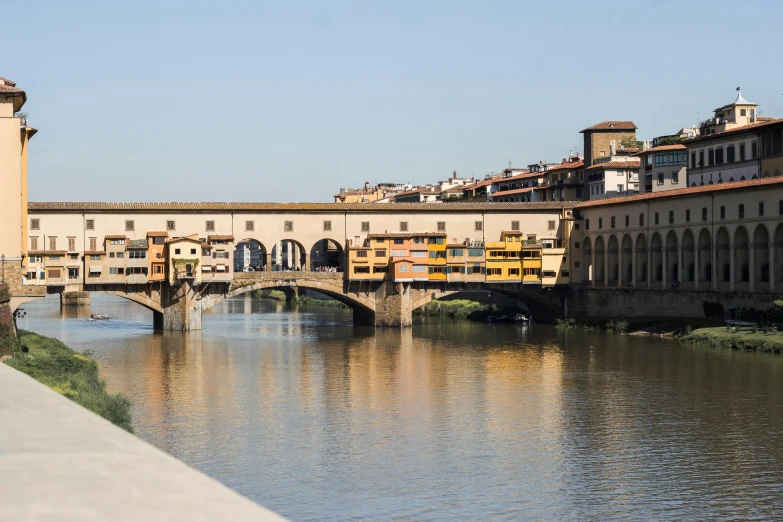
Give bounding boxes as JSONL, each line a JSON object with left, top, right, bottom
{"left": 681, "top": 327, "right": 783, "bottom": 354}
{"left": 416, "top": 299, "right": 495, "bottom": 319}
{"left": 4, "top": 330, "right": 133, "bottom": 431}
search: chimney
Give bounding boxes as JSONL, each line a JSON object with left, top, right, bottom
{"left": 453, "top": 170, "right": 457, "bottom": 179}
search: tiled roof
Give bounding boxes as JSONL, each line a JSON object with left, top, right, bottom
{"left": 501, "top": 230, "right": 524, "bottom": 235}
{"left": 146, "top": 231, "right": 168, "bottom": 237}
{"left": 546, "top": 160, "right": 584, "bottom": 172}
{"left": 684, "top": 118, "right": 783, "bottom": 145}
{"left": 446, "top": 243, "right": 466, "bottom": 248}
{"left": 104, "top": 234, "right": 127, "bottom": 239}
{"left": 576, "top": 176, "right": 783, "bottom": 209}
{"left": 580, "top": 121, "right": 638, "bottom": 132}
{"left": 208, "top": 235, "right": 234, "bottom": 241}
{"left": 490, "top": 186, "right": 535, "bottom": 197}
{"left": 586, "top": 159, "right": 640, "bottom": 170}
{"left": 84, "top": 250, "right": 106, "bottom": 255}
{"left": 165, "top": 236, "right": 202, "bottom": 244}
{"left": 368, "top": 232, "right": 447, "bottom": 238}
{"left": 29, "top": 201, "right": 576, "bottom": 211}
{"left": 28, "top": 250, "right": 67, "bottom": 256}
{"left": 634, "top": 144, "right": 686, "bottom": 155}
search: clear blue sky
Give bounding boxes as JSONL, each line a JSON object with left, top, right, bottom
{"left": 5, "top": 0, "right": 783, "bottom": 202}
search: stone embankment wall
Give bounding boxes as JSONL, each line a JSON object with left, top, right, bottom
{"left": 568, "top": 287, "right": 780, "bottom": 320}
{"left": 0, "top": 284, "right": 18, "bottom": 357}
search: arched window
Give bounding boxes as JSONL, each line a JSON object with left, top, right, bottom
{"left": 761, "top": 264, "right": 770, "bottom": 283}
{"left": 705, "top": 263, "right": 712, "bottom": 282}
{"left": 752, "top": 174, "right": 758, "bottom": 179}
{"left": 727, "top": 177, "right": 734, "bottom": 182}
{"left": 688, "top": 263, "right": 695, "bottom": 281}
{"left": 740, "top": 176, "right": 746, "bottom": 181}
{"left": 741, "top": 263, "right": 750, "bottom": 282}
{"left": 776, "top": 170, "right": 782, "bottom": 177}
{"left": 723, "top": 263, "right": 730, "bottom": 282}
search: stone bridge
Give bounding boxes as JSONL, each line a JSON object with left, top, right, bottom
{"left": 21, "top": 271, "right": 567, "bottom": 331}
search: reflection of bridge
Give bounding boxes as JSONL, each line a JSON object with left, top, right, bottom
{"left": 78, "top": 271, "right": 563, "bottom": 331}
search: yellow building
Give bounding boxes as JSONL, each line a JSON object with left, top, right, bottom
{"left": 485, "top": 231, "right": 523, "bottom": 282}
{"left": 426, "top": 233, "right": 447, "bottom": 281}
{"left": 521, "top": 241, "right": 543, "bottom": 283}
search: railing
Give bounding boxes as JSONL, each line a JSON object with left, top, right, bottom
{"left": 233, "top": 271, "right": 343, "bottom": 282}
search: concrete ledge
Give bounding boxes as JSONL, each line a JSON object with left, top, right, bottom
{"left": 0, "top": 364, "right": 286, "bottom": 522}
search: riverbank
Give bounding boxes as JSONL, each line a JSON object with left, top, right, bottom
{"left": 556, "top": 317, "right": 721, "bottom": 336}
{"left": 681, "top": 327, "right": 783, "bottom": 354}
{"left": 4, "top": 330, "right": 133, "bottom": 431}
{"left": 251, "top": 289, "right": 287, "bottom": 300}
{"left": 415, "top": 299, "right": 526, "bottom": 321}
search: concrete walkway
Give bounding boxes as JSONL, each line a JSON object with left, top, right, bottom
{"left": 0, "top": 364, "right": 287, "bottom": 521}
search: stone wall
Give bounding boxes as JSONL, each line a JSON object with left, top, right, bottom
{"left": 0, "top": 284, "right": 18, "bottom": 357}
{"left": 568, "top": 287, "right": 781, "bottom": 319}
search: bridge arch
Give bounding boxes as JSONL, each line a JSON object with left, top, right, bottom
{"left": 234, "top": 238, "right": 268, "bottom": 272}
{"left": 203, "top": 278, "right": 375, "bottom": 313}
{"left": 309, "top": 238, "right": 345, "bottom": 271}
{"left": 271, "top": 239, "right": 307, "bottom": 270}
{"left": 102, "top": 291, "right": 163, "bottom": 314}
{"left": 409, "top": 286, "right": 564, "bottom": 322}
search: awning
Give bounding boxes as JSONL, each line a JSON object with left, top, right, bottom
{"left": 216, "top": 265, "right": 226, "bottom": 272}
{"left": 201, "top": 266, "right": 212, "bottom": 272}
{"left": 67, "top": 264, "right": 81, "bottom": 268}
{"left": 89, "top": 266, "right": 102, "bottom": 273}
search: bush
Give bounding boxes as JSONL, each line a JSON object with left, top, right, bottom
{"left": 606, "top": 318, "right": 629, "bottom": 334}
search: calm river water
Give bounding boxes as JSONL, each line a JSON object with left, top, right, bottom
{"left": 17, "top": 295, "right": 783, "bottom": 521}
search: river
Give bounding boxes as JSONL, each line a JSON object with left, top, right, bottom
{"left": 16, "top": 294, "right": 783, "bottom": 521}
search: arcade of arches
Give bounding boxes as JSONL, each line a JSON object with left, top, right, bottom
{"left": 581, "top": 223, "right": 783, "bottom": 292}
{"left": 233, "top": 239, "right": 344, "bottom": 272}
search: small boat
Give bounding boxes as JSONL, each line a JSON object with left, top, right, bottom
{"left": 89, "top": 314, "right": 111, "bottom": 321}
{"left": 514, "top": 314, "right": 530, "bottom": 324}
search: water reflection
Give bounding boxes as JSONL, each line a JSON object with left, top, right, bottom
{"left": 16, "top": 294, "right": 783, "bottom": 521}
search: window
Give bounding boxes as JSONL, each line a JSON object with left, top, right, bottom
{"left": 412, "top": 251, "right": 427, "bottom": 258}
{"left": 206, "top": 220, "right": 215, "bottom": 232}
{"left": 129, "top": 250, "right": 146, "bottom": 259}
{"left": 391, "top": 249, "right": 407, "bottom": 256}
{"left": 511, "top": 220, "right": 520, "bottom": 231}
{"left": 30, "top": 218, "right": 39, "bottom": 230}
{"left": 116, "top": 252, "right": 125, "bottom": 258}
{"left": 399, "top": 264, "right": 409, "bottom": 273}
{"left": 400, "top": 222, "right": 408, "bottom": 232}
{"left": 657, "top": 172, "right": 664, "bottom": 185}
{"left": 598, "top": 218, "right": 602, "bottom": 229}
{"left": 720, "top": 206, "right": 726, "bottom": 219}
{"left": 393, "top": 238, "right": 404, "bottom": 245}
{"left": 49, "top": 237, "right": 57, "bottom": 250}
{"left": 654, "top": 212, "right": 659, "bottom": 225}
{"left": 166, "top": 220, "right": 175, "bottom": 231}
{"left": 153, "top": 265, "right": 163, "bottom": 274}
{"left": 125, "top": 220, "right": 135, "bottom": 231}
{"left": 361, "top": 222, "right": 370, "bottom": 232}
{"left": 548, "top": 220, "right": 555, "bottom": 230}
{"left": 639, "top": 214, "right": 645, "bottom": 226}
{"left": 174, "top": 248, "right": 181, "bottom": 254}
{"left": 726, "top": 145, "right": 735, "bottom": 163}
{"left": 49, "top": 255, "right": 60, "bottom": 261}
{"left": 429, "top": 250, "right": 446, "bottom": 259}
{"left": 685, "top": 209, "right": 690, "bottom": 222}
{"left": 412, "top": 265, "right": 427, "bottom": 273}
{"left": 715, "top": 147, "right": 724, "bottom": 165}
{"left": 437, "top": 221, "right": 446, "bottom": 232}
{"left": 752, "top": 141, "right": 757, "bottom": 159}
{"left": 779, "top": 200, "right": 783, "bottom": 215}
{"left": 759, "top": 201, "right": 765, "bottom": 217}
{"left": 475, "top": 221, "right": 483, "bottom": 231}
{"left": 375, "top": 249, "right": 387, "bottom": 257}
{"left": 109, "top": 267, "right": 118, "bottom": 275}
{"left": 353, "top": 266, "right": 370, "bottom": 274}
{"left": 323, "top": 221, "right": 332, "bottom": 232}
{"left": 617, "top": 184, "right": 624, "bottom": 194}
{"left": 708, "top": 149, "right": 715, "bottom": 166}
{"left": 702, "top": 207, "right": 708, "bottom": 221}
{"left": 576, "top": 187, "right": 583, "bottom": 198}
{"left": 68, "top": 237, "right": 76, "bottom": 251}
{"left": 625, "top": 215, "right": 629, "bottom": 227}
{"left": 86, "top": 219, "right": 94, "bottom": 230}
{"left": 284, "top": 221, "right": 293, "bottom": 232}
{"left": 449, "top": 249, "right": 464, "bottom": 256}
{"left": 468, "top": 248, "right": 483, "bottom": 257}
{"left": 690, "top": 152, "right": 696, "bottom": 168}
{"left": 508, "top": 268, "right": 520, "bottom": 276}
{"left": 668, "top": 210, "right": 674, "bottom": 224}
{"left": 373, "top": 266, "right": 388, "bottom": 274}
{"left": 611, "top": 216, "right": 616, "bottom": 228}
{"left": 487, "top": 268, "right": 502, "bottom": 276}
{"left": 655, "top": 153, "right": 666, "bottom": 166}
{"left": 574, "top": 241, "right": 580, "bottom": 248}
{"left": 740, "top": 143, "right": 746, "bottom": 161}
{"left": 109, "top": 252, "right": 115, "bottom": 258}
{"left": 30, "top": 237, "right": 38, "bottom": 250}
{"left": 738, "top": 204, "right": 745, "bottom": 219}
{"left": 153, "top": 237, "right": 164, "bottom": 245}
{"left": 90, "top": 255, "right": 101, "bottom": 261}
{"left": 246, "top": 220, "right": 254, "bottom": 232}
{"left": 356, "top": 250, "right": 367, "bottom": 258}
{"left": 672, "top": 171, "right": 679, "bottom": 184}
{"left": 523, "top": 268, "right": 541, "bottom": 276}
{"left": 575, "top": 223, "right": 580, "bottom": 230}
{"left": 699, "top": 150, "right": 704, "bottom": 167}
